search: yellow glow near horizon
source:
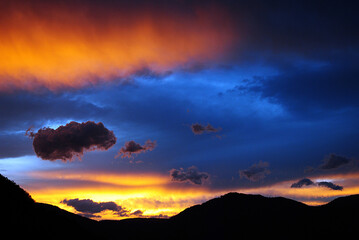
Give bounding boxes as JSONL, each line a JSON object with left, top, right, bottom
{"left": 25, "top": 170, "right": 217, "bottom": 220}
{"left": 22, "top": 169, "right": 359, "bottom": 220}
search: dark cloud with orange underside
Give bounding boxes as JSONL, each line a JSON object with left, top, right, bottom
{"left": 27, "top": 121, "right": 116, "bottom": 161}
{"left": 61, "top": 198, "right": 143, "bottom": 219}
{"left": 0, "top": 0, "right": 237, "bottom": 91}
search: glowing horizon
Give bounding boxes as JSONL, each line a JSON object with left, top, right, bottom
{"left": 17, "top": 168, "right": 359, "bottom": 220}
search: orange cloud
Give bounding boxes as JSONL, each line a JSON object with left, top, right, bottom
{"left": 0, "top": 1, "right": 237, "bottom": 91}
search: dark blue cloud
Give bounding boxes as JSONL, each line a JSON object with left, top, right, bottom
{"left": 319, "top": 154, "right": 352, "bottom": 170}
{"left": 231, "top": 1, "right": 359, "bottom": 56}
{"left": 239, "top": 161, "right": 270, "bottom": 182}
{"left": 251, "top": 54, "right": 359, "bottom": 115}
{"left": 0, "top": 91, "right": 106, "bottom": 131}
{"left": 0, "top": 133, "right": 33, "bottom": 159}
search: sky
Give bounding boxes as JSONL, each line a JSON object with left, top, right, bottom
{"left": 1, "top": 0, "right": 359, "bottom": 220}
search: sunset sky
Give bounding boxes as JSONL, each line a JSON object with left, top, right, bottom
{"left": 1, "top": 0, "right": 359, "bottom": 220}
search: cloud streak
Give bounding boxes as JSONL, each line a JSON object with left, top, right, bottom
{"left": 191, "top": 123, "right": 221, "bottom": 135}
{"left": 27, "top": 121, "right": 116, "bottom": 161}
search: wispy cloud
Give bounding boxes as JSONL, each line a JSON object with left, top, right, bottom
{"left": 319, "top": 154, "right": 352, "bottom": 170}
{"left": 191, "top": 123, "right": 221, "bottom": 135}
{"left": 239, "top": 161, "right": 270, "bottom": 182}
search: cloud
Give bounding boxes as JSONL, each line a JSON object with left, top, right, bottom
{"left": 27, "top": 121, "right": 116, "bottom": 161}
{"left": 303, "top": 154, "right": 356, "bottom": 175}
{"left": 249, "top": 55, "right": 359, "bottom": 115}
{"left": 1, "top": 1, "right": 358, "bottom": 93}
{"left": 0, "top": 0, "right": 236, "bottom": 92}
{"left": 61, "top": 198, "right": 142, "bottom": 218}
{"left": 0, "top": 92, "right": 105, "bottom": 132}
{"left": 191, "top": 123, "right": 221, "bottom": 135}
{"left": 317, "top": 181, "right": 343, "bottom": 191}
{"left": 239, "top": 161, "right": 270, "bottom": 182}
{"left": 291, "top": 178, "right": 315, "bottom": 188}
{"left": 290, "top": 178, "right": 343, "bottom": 190}
{"left": 319, "top": 154, "right": 351, "bottom": 170}
{"left": 170, "top": 166, "right": 209, "bottom": 185}
{"left": 116, "top": 140, "right": 156, "bottom": 158}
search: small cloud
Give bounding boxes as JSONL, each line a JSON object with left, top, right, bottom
{"left": 116, "top": 140, "right": 156, "bottom": 158}
{"left": 25, "top": 126, "right": 35, "bottom": 138}
{"left": 129, "top": 159, "right": 144, "bottom": 164}
{"left": 191, "top": 123, "right": 221, "bottom": 135}
{"left": 304, "top": 166, "right": 315, "bottom": 173}
{"left": 170, "top": 166, "right": 209, "bottom": 185}
{"left": 144, "top": 213, "right": 169, "bottom": 219}
{"left": 319, "top": 154, "right": 351, "bottom": 170}
{"left": 317, "top": 181, "right": 343, "bottom": 191}
{"left": 61, "top": 198, "right": 142, "bottom": 218}
{"left": 131, "top": 210, "right": 144, "bottom": 216}
{"left": 239, "top": 161, "right": 270, "bottom": 182}
{"left": 27, "top": 121, "right": 116, "bottom": 162}
{"left": 291, "top": 178, "right": 315, "bottom": 188}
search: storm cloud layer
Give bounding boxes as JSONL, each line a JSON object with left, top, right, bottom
{"left": 27, "top": 121, "right": 116, "bottom": 161}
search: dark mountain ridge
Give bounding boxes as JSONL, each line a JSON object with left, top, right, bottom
{"left": 1, "top": 173, "right": 358, "bottom": 239}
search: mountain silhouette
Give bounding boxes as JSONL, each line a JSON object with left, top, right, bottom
{"left": 1, "top": 173, "right": 358, "bottom": 239}
{"left": 0, "top": 174, "right": 99, "bottom": 239}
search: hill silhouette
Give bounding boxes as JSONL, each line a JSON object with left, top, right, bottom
{"left": 1, "top": 173, "right": 359, "bottom": 239}
{"left": 0, "top": 174, "right": 99, "bottom": 239}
